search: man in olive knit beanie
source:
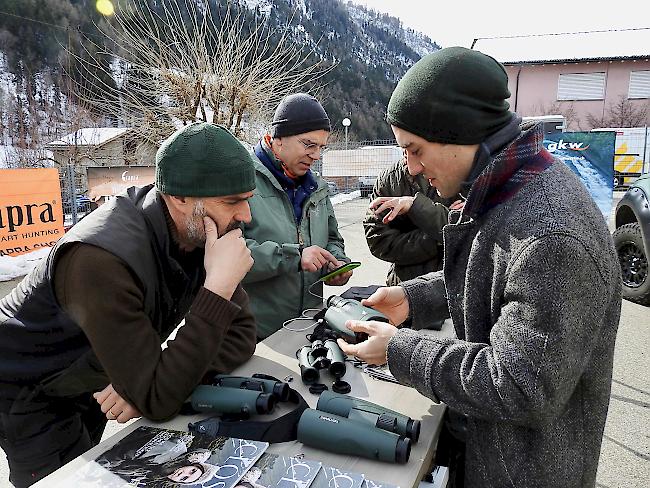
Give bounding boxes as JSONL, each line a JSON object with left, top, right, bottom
{"left": 243, "top": 93, "right": 352, "bottom": 339}
{"left": 339, "top": 47, "right": 621, "bottom": 488}
{"left": 0, "top": 122, "right": 260, "bottom": 487}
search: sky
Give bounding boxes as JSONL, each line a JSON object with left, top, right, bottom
{"left": 352, "top": 0, "right": 649, "bottom": 48}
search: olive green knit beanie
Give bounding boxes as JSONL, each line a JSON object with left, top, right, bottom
{"left": 155, "top": 123, "right": 256, "bottom": 197}
{"left": 387, "top": 47, "right": 512, "bottom": 144}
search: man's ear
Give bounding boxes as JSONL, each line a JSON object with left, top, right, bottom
{"left": 271, "top": 136, "right": 283, "bottom": 151}
{"left": 162, "top": 194, "right": 190, "bottom": 213}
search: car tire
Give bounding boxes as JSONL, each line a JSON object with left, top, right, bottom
{"left": 613, "top": 223, "right": 650, "bottom": 305}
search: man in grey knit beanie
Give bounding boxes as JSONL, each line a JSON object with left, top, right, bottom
{"left": 339, "top": 47, "right": 621, "bottom": 488}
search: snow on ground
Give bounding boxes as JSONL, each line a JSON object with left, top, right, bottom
{"left": 0, "top": 247, "right": 50, "bottom": 281}
{"left": 330, "top": 189, "right": 361, "bottom": 205}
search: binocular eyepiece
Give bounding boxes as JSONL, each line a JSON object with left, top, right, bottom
{"left": 296, "top": 339, "right": 347, "bottom": 385}
{"left": 324, "top": 295, "right": 389, "bottom": 343}
{"left": 213, "top": 374, "right": 290, "bottom": 402}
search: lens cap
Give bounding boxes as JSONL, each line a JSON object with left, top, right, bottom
{"left": 309, "top": 383, "right": 329, "bottom": 394}
{"left": 331, "top": 379, "right": 351, "bottom": 394}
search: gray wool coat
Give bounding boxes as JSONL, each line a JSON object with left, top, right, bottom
{"left": 387, "top": 125, "right": 621, "bottom": 488}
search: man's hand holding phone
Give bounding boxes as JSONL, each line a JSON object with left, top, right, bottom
{"left": 322, "top": 260, "right": 357, "bottom": 286}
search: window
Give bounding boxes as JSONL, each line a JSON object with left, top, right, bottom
{"left": 629, "top": 70, "right": 650, "bottom": 99}
{"left": 557, "top": 72, "right": 606, "bottom": 100}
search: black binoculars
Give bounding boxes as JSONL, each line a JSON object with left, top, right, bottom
{"left": 213, "top": 374, "right": 290, "bottom": 402}
{"left": 324, "top": 295, "right": 389, "bottom": 343}
{"left": 316, "top": 390, "right": 420, "bottom": 442}
{"left": 190, "top": 383, "right": 276, "bottom": 418}
{"left": 297, "top": 408, "right": 411, "bottom": 464}
{"left": 296, "top": 338, "right": 346, "bottom": 385}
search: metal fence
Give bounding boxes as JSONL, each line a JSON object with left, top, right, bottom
{"left": 56, "top": 139, "right": 404, "bottom": 230}
{"left": 58, "top": 165, "right": 94, "bottom": 228}
{"left": 317, "top": 139, "right": 402, "bottom": 224}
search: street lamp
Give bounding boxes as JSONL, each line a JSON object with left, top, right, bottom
{"left": 342, "top": 117, "right": 351, "bottom": 150}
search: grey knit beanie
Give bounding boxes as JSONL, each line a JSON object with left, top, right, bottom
{"left": 155, "top": 123, "right": 256, "bottom": 197}
{"left": 271, "top": 93, "right": 331, "bottom": 138}
{"left": 387, "top": 47, "right": 512, "bottom": 144}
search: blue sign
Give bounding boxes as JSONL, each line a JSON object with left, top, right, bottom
{"left": 543, "top": 131, "right": 615, "bottom": 219}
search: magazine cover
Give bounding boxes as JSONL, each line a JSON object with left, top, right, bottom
{"left": 311, "top": 465, "right": 364, "bottom": 488}
{"left": 55, "top": 426, "right": 268, "bottom": 488}
{"left": 241, "top": 452, "right": 321, "bottom": 488}
{"left": 362, "top": 479, "right": 400, "bottom": 488}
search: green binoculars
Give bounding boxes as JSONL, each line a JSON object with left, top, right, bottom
{"left": 190, "top": 384, "right": 275, "bottom": 418}
{"left": 296, "top": 339, "right": 346, "bottom": 384}
{"left": 317, "top": 390, "right": 420, "bottom": 442}
{"left": 213, "top": 374, "right": 290, "bottom": 402}
{"left": 324, "top": 295, "right": 389, "bottom": 343}
{"left": 297, "top": 408, "right": 411, "bottom": 464}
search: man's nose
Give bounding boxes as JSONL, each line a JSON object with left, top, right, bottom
{"left": 239, "top": 202, "right": 253, "bottom": 224}
{"left": 406, "top": 157, "right": 423, "bottom": 176}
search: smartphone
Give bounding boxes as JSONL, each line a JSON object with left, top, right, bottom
{"left": 319, "top": 261, "right": 361, "bottom": 282}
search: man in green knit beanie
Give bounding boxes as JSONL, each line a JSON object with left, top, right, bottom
{"left": 0, "top": 122, "right": 261, "bottom": 487}
{"left": 339, "top": 47, "right": 621, "bottom": 488}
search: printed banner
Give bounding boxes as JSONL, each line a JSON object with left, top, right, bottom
{"left": 0, "top": 168, "right": 64, "bottom": 257}
{"left": 87, "top": 166, "right": 155, "bottom": 201}
{"left": 543, "top": 131, "right": 615, "bottom": 219}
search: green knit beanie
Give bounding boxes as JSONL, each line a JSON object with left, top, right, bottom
{"left": 387, "top": 47, "right": 512, "bottom": 145}
{"left": 155, "top": 123, "right": 256, "bottom": 197}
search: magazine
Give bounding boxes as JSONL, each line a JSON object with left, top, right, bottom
{"left": 362, "top": 479, "right": 400, "bottom": 488}
{"left": 55, "top": 426, "right": 268, "bottom": 488}
{"left": 311, "top": 465, "right": 365, "bottom": 488}
{"left": 242, "top": 453, "right": 321, "bottom": 488}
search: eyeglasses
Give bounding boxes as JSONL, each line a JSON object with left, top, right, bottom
{"left": 297, "top": 138, "right": 327, "bottom": 154}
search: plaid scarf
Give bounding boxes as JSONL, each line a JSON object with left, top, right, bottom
{"left": 463, "top": 123, "right": 554, "bottom": 219}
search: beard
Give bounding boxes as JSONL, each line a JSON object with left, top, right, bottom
{"left": 184, "top": 200, "right": 240, "bottom": 247}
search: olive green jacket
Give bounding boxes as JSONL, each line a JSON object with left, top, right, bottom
{"left": 242, "top": 159, "right": 348, "bottom": 339}
{"left": 364, "top": 159, "right": 450, "bottom": 286}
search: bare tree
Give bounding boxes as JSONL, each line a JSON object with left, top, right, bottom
{"left": 68, "top": 0, "right": 333, "bottom": 148}
{"left": 587, "top": 95, "right": 650, "bottom": 129}
{"left": 530, "top": 101, "right": 582, "bottom": 131}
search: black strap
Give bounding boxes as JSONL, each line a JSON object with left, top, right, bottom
{"left": 187, "top": 387, "right": 308, "bottom": 443}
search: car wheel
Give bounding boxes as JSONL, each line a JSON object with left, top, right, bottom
{"left": 613, "top": 223, "right": 650, "bottom": 305}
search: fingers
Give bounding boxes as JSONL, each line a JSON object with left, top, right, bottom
{"left": 346, "top": 319, "right": 381, "bottom": 335}
{"left": 337, "top": 337, "right": 359, "bottom": 356}
{"left": 362, "top": 287, "right": 387, "bottom": 307}
{"left": 203, "top": 216, "right": 216, "bottom": 237}
{"left": 369, "top": 196, "right": 391, "bottom": 210}
{"left": 92, "top": 384, "right": 112, "bottom": 404}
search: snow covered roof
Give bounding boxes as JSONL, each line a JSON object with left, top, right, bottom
{"left": 473, "top": 28, "right": 650, "bottom": 65}
{"left": 47, "top": 128, "right": 130, "bottom": 149}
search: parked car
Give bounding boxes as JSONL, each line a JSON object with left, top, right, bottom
{"left": 358, "top": 175, "right": 376, "bottom": 198}
{"left": 63, "top": 194, "right": 92, "bottom": 213}
{"left": 326, "top": 181, "right": 339, "bottom": 195}
{"left": 612, "top": 174, "right": 650, "bottom": 305}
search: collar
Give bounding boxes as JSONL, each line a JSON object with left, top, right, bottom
{"left": 462, "top": 122, "right": 554, "bottom": 219}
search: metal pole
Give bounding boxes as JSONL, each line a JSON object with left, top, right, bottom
{"left": 68, "top": 162, "right": 78, "bottom": 224}
{"left": 643, "top": 126, "right": 648, "bottom": 175}
{"left": 345, "top": 126, "right": 348, "bottom": 150}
